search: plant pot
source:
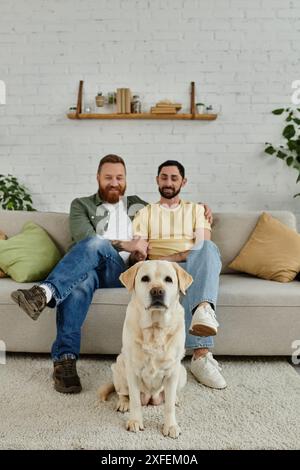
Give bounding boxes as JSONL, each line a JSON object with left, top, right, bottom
{"left": 196, "top": 103, "right": 205, "bottom": 114}
{"left": 95, "top": 95, "right": 105, "bottom": 107}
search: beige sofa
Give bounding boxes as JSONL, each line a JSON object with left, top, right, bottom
{"left": 0, "top": 209, "right": 299, "bottom": 356}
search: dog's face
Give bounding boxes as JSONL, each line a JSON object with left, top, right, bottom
{"left": 120, "top": 261, "right": 193, "bottom": 311}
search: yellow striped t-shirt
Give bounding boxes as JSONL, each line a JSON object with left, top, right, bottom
{"left": 132, "top": 200, "right": 211, "bottom": 259}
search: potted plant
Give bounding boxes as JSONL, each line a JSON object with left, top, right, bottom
{"left": 0, "top": 174, "right": 35, "bottom": 210}
{"left": 196, "top": 102, "right": 205, "bottom": 114}
{"left": 265, "top": 107, "right": 300, "bottom": 198}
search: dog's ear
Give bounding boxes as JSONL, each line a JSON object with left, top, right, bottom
{"left": 171, "top": 262, "right": 193, "bottom": 294}
{"left": 119, "top": 261, "right": 144, "bottom": 292}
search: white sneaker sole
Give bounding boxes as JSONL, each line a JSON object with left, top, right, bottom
{"left": 196, "top": 379, "right": 227, "bottom": 390}
{"left": 189, "top": 323, "right": 217, "bottom": 337}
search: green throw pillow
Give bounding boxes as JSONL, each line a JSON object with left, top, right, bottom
{"left": 0, "top": 221, "right": 61, "bottom": 282}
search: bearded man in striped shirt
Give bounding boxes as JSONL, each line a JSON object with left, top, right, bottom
{"left": 133, "top": 160, "right": 226, "bottom": 390}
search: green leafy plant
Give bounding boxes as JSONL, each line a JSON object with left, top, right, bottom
{"left": 265, "top": 107, "right": 300, "bottom": 198}
{"left": 0, "top": 174, "right": 35, "bottom": 211}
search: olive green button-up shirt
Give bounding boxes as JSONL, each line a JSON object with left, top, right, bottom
{"left": 69, "top": 192, "right": 148, "bottom": 244}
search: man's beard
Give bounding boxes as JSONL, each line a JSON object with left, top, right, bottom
{"left": 99, "top": 184, "right": 126, "bottom": 203}
{"left": 159, "top": 186, "right": 181, "bottom": 199}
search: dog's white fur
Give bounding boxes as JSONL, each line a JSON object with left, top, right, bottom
{"left": 99, "top": 260, "right": 193, "bottom": 439}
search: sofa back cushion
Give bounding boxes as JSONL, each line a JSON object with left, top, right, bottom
{"left": 0, "top": 209, "right": 296, "bottom": 273}
{"left": 0, "top": 210, "right": 71, "bottom": 254}
{"left": 212, "top": 211, "right": 297, "bottom": 273}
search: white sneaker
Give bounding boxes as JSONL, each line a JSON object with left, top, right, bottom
{"left": 190, "top": 352, "right": 226, "bottom": 389}
{"left": 189, "top": 304, "right": 219, "bottom": 337}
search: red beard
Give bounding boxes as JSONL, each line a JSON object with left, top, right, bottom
{"left": 99, "top": 184, "right": 126, "bottom": 203}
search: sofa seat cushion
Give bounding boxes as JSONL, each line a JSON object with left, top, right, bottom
{"left": 2, "top": 274, "right": 300, "bottom": 308}
{"left": 0, "top": 278, "right": 131, "bottom": 306}
{"left": 218, "top": 274, "right": 300, "bottom": 307}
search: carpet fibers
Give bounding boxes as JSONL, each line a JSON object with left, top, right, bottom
{"left": 0, "top": 355, "right": 299, "bottom": 450}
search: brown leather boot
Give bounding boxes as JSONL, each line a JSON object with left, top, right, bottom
{"left": 11, "top": 285, "right": 47, "bottom": 321}
{"left": 53, "top": 358, "right": 82, "bottom": 394}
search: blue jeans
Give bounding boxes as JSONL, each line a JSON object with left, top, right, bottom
{"left": 179, "top": 240, "right": 222, "bottom": 350}
{"left": 42, "top": 236, "right": 126, "bottom": 361}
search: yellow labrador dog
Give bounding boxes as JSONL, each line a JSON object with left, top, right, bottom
{"left": 99, "top": 260, "right": 193, "bottom": 439}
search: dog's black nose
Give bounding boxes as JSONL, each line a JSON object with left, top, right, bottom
{"left": 150, "top": 287, "right": 164, "bottom": 298}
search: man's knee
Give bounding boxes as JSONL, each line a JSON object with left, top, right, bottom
{"left": 189, "top": 240, "right": 222, "bottom": 267}
{"left": 76, "top": 270, "right": 99, "bottom": 294}
{"left": 190, "top": 239, "right": 218, "bottom": 255}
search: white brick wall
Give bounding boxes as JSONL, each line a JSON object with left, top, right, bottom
{"left": 0, "top": 0, "right": 300, "bottom": 227}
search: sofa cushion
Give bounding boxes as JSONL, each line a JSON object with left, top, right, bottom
{"left": 228, "top": 212, "right": 300, "bottom": 282}
{"left": 1, "top": 274, "right": 299, "bottom": 355}
{"left": 1, "top": 274, "right": 299, "bottom": 307}
{"left": 0, "top": 222, "right": 62, "bottom": 282}
{"left": 0, "top": 210, "right": 72, "bottom": 254}
{"left": 0, "top": 209, "right": 297, "bottom": 275}
{"left": 217, "top": 273, "right": 300, "bottom": 306}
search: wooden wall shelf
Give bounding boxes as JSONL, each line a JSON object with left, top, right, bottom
{"left": 67, "top": 112, "right": 217, "bottom": 120}
{"left": 67, "top": 80, "right": 218, "bottom": 121}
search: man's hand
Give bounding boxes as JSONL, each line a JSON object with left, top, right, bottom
{"left": 129, "top": 250, "right": 147, "bottom": 265}
{"left": 120, "top": 237, "right": 148, "bottom": 257}
{"left": 202, "top": 204, "right": 213, "bottom": 225}
{"left": 130, "top": 237, "right": 148, "bottom": 256}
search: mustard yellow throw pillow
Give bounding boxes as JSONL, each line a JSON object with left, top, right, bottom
{"left": 228, "top": 212, "right": 300, "bottom": 282}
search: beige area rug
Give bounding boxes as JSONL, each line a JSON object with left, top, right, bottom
{"left": 0, "top": 355, "right": 299, "bottom": 450}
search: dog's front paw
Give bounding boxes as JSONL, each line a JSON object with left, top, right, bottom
{"left": 163, "top": 423, "right": 181, "bottom": 439}
{"left": 116, "top": 396, "right": 130, "bottom": 413}
{"left": 126, "top": 419, "right": 144, "bottom": 432}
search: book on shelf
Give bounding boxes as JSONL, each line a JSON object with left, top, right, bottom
{"left": 125, "top": 88, "right": 131, "bottom": 114}
{"left": 156, "top": 101, "right": 182, "bottom": 110}
{"left": 116, "top": 88, "right": 122, "bottom": 113}
{"left": 156, "top": 103, "right": 182, "bottom": 109}
{"left": 151, "top": 107, "right": 177, "bottom": 114}
{"left": 116, "top": 88, "right": 132, "bottom": 113}
{"left": 121, "top": 89, "right": 126, "bottom": 114}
